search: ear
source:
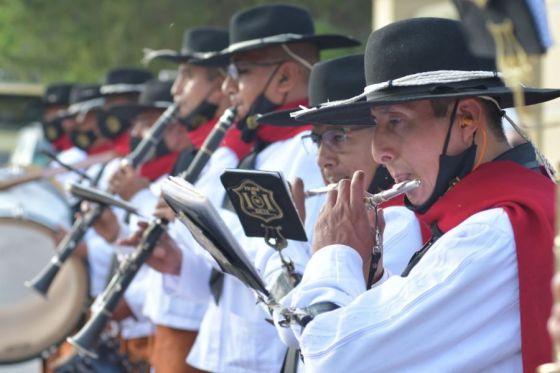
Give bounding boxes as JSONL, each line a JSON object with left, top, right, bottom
{"left": 456, "top": 98, "right": 484, "bottom": 145}
{"left": 274, "top": 61, "right": 299, "bottom": 94}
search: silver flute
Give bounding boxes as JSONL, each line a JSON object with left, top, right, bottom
{"left": 305, "top": 179, "right": 421, "bottom": 207}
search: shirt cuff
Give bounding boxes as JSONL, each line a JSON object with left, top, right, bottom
{"left": 291, "top": 244, "right": 366, "bottom": 308}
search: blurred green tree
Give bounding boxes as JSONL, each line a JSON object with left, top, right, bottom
{"left": 0, "top": 0, "right": 369, "bottom": 84}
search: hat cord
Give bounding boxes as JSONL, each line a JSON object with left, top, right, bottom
{"left": 281, "top": 44, "right": 313, "bottom": 70}
{"left": 480, "top": 95, "right": 557, "bottom": 182}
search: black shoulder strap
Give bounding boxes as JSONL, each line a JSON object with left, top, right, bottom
{"left": 401, "top": 223, "right": 443, "bottom": 277}
{"left": 221, "top": 140, "right": 270, "bottom": 212}
{"left": 171, "top": 147, "right": 197, "bottom": 176}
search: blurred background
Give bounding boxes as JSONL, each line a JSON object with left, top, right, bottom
{"left": 0, "top": 0, "right": 558, "bottom": 166}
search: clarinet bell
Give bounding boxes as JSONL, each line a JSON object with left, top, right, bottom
{"left": 25, "top": 260, "right": 61, "bottom": 296}
{"left": 67, "top": 312, "right": 111, "bottom": 359}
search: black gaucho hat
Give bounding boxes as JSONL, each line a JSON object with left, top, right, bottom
{"left": 195, "top": 4, "right": 360, "bottom": 67}
{"left": 60, "top": 83, "right": 104, "bottom": 119}
{"left": 107, "top": 79, "right": 173, "bottom": 120}
{"left": 100, "top": 67, "right": 154, "bottom": 96}
{"left": 144, "top": 27, "right": 229, "bottom": 64}
{"left": 294, "top": 17, "right": 560, "bottom": 126}
{"left": 256, "top": 54, "right": 365, "bottom": 126}
{"left": 42, "top": 82, "right": 74, "bottom": 106}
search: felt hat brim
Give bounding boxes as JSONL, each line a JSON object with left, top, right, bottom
{"left": 294, "top": 81, "right": 560, "bottom": 126}
{"left": 194, "top": 34, "right": 360, "bottom": 67}
{"left": 107, "top": 102, "right": 170, "bottom": 120}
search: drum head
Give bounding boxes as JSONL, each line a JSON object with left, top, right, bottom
{"left": 0, "top": 220, "right": 89, "bottom": 364}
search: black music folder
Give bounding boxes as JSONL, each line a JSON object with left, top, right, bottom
{"left": 220, "top": 169, "right": 307, "bottom": 244}
{"left": 161, "top": 176, "right": 270, "bottom": 300}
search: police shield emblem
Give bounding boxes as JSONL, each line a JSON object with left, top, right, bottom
{"left": 232, "top": 180, "right": 283, "bottom": 223}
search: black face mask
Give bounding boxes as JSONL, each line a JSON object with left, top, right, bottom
{"left": 42, "top": 117, "right": 64, "bottom": 143}
{"left": 178, "top": 100, "right": 219, "bottom": 131}
{"left": 405, "top": 100, "right": 477, "bottom": 214}
{"left": 236, "top": 63, "right": 284, "bottom": 144}
{"left": 237, "top": 94, "right": 280, "bottom": 143}
{"left": 129, "top": 135, "right": 171, "bottom": 160}
{"left": 70, "top": 129, "right": 98, "bottom": 151}
{"left": 97, "top": 111, "right": 130, "bottom": 139}
{"left": 367, "top": 165, "right": 394, "bottom": 194}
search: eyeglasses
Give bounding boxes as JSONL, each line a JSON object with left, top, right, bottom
{"left": 226, "top": 60, "right": 286, "bottom": 80}
{"left": 301, "top": 127, "right": 373, "bottom": 154}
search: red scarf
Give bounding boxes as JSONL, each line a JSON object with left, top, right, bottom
{"left": 138, "top": 151, "right": 180, "bottom": 181}
{"left": 220, "top": 99, "right": 312, "bottom": 160}
{"left": 256, "top": 98, "right": 311, "bottom": 143}
{"left": 88, "top": 132, "right": 130, "bottom": 156}
{"left": 53, "top": 134, "right": 73, "bottom": 152}
{"left": 417, "top": 160, "right": 554, "bottom": 372}
{"left": 189, "top": 118, "right": 217, "bottom": 149}
{"left": 221, "top": 126, "right": 253, "bottom": 160}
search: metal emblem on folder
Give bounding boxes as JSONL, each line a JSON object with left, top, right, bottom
{"left": 232, "top": 180, "right": 284, "bottom": 223}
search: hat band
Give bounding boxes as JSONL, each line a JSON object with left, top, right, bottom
{"left": 101, "top": 83, "right": 145, "bottom": 95}
{"left": 142, "top": 48, "right": 177, "bottom": 64}
{"left": 227, "top": 33, "right": 305, "bottom": 53}
{"left": 68, "top": 97, "right": 105, "bottom": 115}
{"left": 291, "top": 69, "right": 502, "bottom": 118}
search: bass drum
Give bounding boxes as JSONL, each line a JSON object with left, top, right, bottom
{"left": 0, "top": 167, "right": 89, "bottom": 364}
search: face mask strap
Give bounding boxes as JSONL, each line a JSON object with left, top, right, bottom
{"left": 441, "top": 100, "right": 460, "bottom": 156}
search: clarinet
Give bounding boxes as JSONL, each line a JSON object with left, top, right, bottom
{"left": 26, "top": 104, "right": 179, "bottom": 296}
{"left": 68, "top": 106, "right": 237, "bottom": 357}
{"left": 67, "top": 219, "right": 167, "bottom": 358}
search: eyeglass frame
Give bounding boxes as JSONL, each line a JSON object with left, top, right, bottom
{"left": 226, "top": 60, "right": 287, "bottom": 80}
{"left": 300, "top": 126, "right": 373, "bottom": 154}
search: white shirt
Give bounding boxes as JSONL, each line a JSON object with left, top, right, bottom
{"left": 182, "top": 132, "right": 326, "bottom": 373}
{"left": 282, "top": 208, "right": 521, "bottom": 373}
{"left": 82, "top": 159, "right": 121, "bottom": 297}
{"left": 144, "top": 146, "right": 239, "bottom": 330}
{"left": 86, "top": 157, "right": 170, "bottom": 340}
{"left": 52, "top": 146, "right": 87, "bottom": 190}
{"left": 255, "top": 205, "right": 422, "bottom": 296}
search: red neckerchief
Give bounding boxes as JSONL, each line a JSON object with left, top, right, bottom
{"left": 88, "top": 132, "right": 130, "bottom": 156}
{"left": 221, "top": 126, "right": 253, "bottom": 160}
{"left": 139, "top": 151, "right": 180, "bottom": 181}
{"left": 256, "top": 98, "right": 311, "bottom": 143}
{"left": 53, "top": 134, "right": 73, "bottom": 152}
{"left": 416, "top": 160, "right": 554, "bottom": 372}
{"left": 189, "top": 118, "right": 217, "bottom": 149}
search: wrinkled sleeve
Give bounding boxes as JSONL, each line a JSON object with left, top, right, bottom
{"left": 287, "top": 209, "right": 521, "bottom": 373}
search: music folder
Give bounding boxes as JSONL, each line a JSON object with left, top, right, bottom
{"left": 160, "top": 176, "right": 271, "bottom": 301}
{"left": 220, "top": 169, "right": 307, "bottom": 244}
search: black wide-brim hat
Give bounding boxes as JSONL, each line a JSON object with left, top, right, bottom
{"left": 193, "top": 4, "right": 360, "bottom": 67}
{"left": 57, "top": 83, "right": 104, "bottom": 119}
{"left": 293, "top": 17, "right": 560, "bottom": 126}
{"left": 144, "top": 27, "right": 230, "bottom": 64}
{"left": 257, "top": 53, "right": 366, "bottom": 127}
{"left": 107, "top": 79, "right": 173, "bottom": 120}
{"left": 42, "top": 82, "right": 74, "bottom": 106}
{"left": 100, "top": 67, "right": 154, "bottom": 96}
